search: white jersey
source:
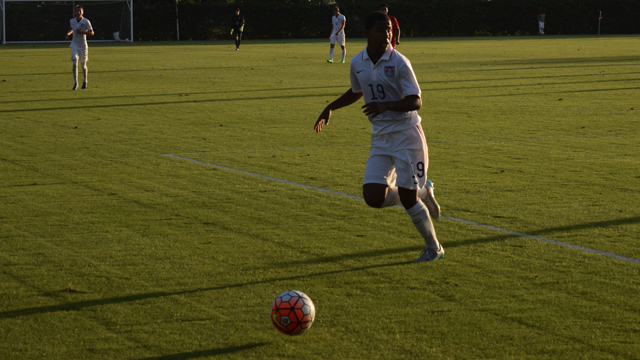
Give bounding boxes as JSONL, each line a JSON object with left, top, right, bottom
{"left": 350, "top": 46, "right": 422, "bottom": 135}
{"left": 69, "top": 17, "right": 92, "bottom": 50}
{"left": 331, "top": 14, "right": 346, "bottom": 36}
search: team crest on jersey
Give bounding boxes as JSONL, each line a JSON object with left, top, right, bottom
{"left": 384, "top": 66, "right": 395, "bottom": 78}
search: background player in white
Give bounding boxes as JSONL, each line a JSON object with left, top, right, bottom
{"left": 65, "top": 5, "right": 94, "bottom": 90}
{"left": 327, "top": 6, "right": 346, "bottom": 64}
{"left": 315, "top": 11, "right": 444, "bottom": 262}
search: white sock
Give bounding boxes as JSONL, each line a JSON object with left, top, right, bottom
{"left": 341, "top": 49, "right": 346, "bottom": 61}
{"left": 72, "top": 61, "right": 78, "bottom": 84}
{"left": 329, "top": 48, "right": 334, "bottom": 60}
{"left": 381, "top": 187, "right": 401, "bottom": 208}
{"left": 81, "top": 62, "right": 87, "bottom": 83}
{"left": 418, "top": 187, "right": 428, "bottom": 199}
{"left": 406, "top": 201, "right": 440, "bottom": 249}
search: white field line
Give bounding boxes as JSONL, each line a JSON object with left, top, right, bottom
{"left": 164, "top": 153, "right": 640, "bottom": 265}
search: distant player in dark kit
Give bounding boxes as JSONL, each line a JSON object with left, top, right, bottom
{"left": 379, "top": 3, "right": 400, "bottom": 48}
{"left": 232, "top": 8, "right": 245, "bottom": 50}
{"left": 314, "top": 11, "right": 444, "bottom": 263}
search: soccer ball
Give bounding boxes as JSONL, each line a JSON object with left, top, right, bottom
{"left": 270, "top": 290, "right": 316, "bottom": 335}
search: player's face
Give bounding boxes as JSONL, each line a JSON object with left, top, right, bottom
{"left": 379, "top": 6, "right": 389, "bottom": 15}
{"left": 333, "top": 8, "right": 339, "bottom": 16}
{"left": 366, "top": 20, "right": 392, "bottom": 53}
{"left": 75, "top": 7, "right": 83, "bottom": 18}
{"left": 235, "top": 10, "right": 240, "bottom": 16}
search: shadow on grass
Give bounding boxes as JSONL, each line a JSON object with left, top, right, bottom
{"left": 0, "top": 85, "right": 347, "bottom": 105}
{"left": 283, "top": 216, "right": 640, "bottom": 267}
{"left": 441, "top": 215, "right": 640, "bottom": 248}
{"left": 0, "top": 91, "right": 344, "bottom": 113}
{"left": 2, "top": 217, "right": 637, "bottom": 320}
{"left": 139, "top": 343, "right": 267, "bottom": 360}
{"left": 0, "top": 260, "right": 411, "bottom": 320}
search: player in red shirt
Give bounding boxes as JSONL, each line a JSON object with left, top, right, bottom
{"left": 379, "top": 3, "right": 399, "bottom": 48}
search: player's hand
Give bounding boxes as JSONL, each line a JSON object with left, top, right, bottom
{"left": 65, "top": 34, "right": 70, "bottom": 40}
{"left": 315, "top": 108, "right": 332, "bottom": 133}
{"left": 362, "top": 102, "right": 388, "bottom": 118}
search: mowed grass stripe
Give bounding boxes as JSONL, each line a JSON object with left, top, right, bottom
{"left": 165, "top": 153, "right": 640, "bottom": 265}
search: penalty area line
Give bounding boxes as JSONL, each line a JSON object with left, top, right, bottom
{"left": 164, "top": 153, "right": 640, "bottom": 265}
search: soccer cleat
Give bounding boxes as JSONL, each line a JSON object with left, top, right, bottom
{"left": 327, "top": 59, "right": 333, "bottom": 63}
{"left": 414, "top": 244, "right": 444, "bottom": 263}
{"left": 72, "top": 83, "right": 78, "bottom": 90}
{"left": 340, "top": 60, "right": 345, "bottom": 63}
{"left": 81, "top": 82, "right": 87, "bottom": 89}
{"left": 423, "top": 179, "right": 441, "bottom": 220}
{"left": 236, "top": 47, "right": 239, "bottom": 51}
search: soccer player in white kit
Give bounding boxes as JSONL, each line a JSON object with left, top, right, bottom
{"left": 315, "top": 11, "right": 444, "bottom": 263}
{"left": 327, "top": 6, "right": 346, "bottom": 64}
{"left": 65, "top": 5, "right": 94, "bottom": 90}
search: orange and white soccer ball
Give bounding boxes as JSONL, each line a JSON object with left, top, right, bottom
{"left": 270, "top": 290, "right": 316, "bottom": 335}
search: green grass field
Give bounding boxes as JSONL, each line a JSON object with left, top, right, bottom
{"left": 1, "top": 36, "right": 639, "bottom": 359}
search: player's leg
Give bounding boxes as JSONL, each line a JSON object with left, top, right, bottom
{"left": 237, "top": 31, "right": 242, "bottom": 49}
{"left": 339, "top": 35, "right": 346, "bottom": 63}
{"left": 362, "top": 154, "right": 399, "bottom": 208}
{"left": 362, "top": 162, "right": 442, "bottom": 262}
{"left": 80, "top": 49, "right": 88, "bottom": 89}
{"left": 398, "top": 186, "right": 442, "bottom": 262}
{"left": 393, "top": 126, "right": 443, "bottom": 262}
{"left": 418, "top": 179, "right": 440, "bottom": 220}
{"left": 328, "top": 36, "right": 336, "bottom": 63}
{"left": 71, "top": 50, "right": 79, "bottom": 90}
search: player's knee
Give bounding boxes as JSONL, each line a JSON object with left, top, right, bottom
{"left": 364, "top": 196, "right": 384, "bottom": 208}
{"left": 80, "top": 62, "right": 87, "bottom": 69}
{"left": 363, "top": 186, "right": 385, "bottom": 208}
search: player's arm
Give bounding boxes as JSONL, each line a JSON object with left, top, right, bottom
{"left": 314, "top": 89, "right": 363, "bottom": 133}
{"left": 361, "top": 95, "right": 421, "bottom": 118}
{"left": 65, "top": 27, "right": 73, "bottom": 40}
{"left": 336, "top": 20, "right": 345, "bottom": 35}
{"left": 395, "top": 28, "right": 400, "bottom": 44}
{"left": 77, "top": 28, "right": 94, "bottom": 36}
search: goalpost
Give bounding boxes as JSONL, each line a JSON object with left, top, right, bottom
{"left": 1, "top": 0, "right": 133, "bottom": 44}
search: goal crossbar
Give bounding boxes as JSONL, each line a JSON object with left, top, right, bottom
{"left": 1, "top": 0, "right": 133, "bottom": 44}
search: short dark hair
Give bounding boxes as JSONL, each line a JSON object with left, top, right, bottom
{"left": 364, "top": 11, "right": 390, "bottom": 30}
{"left": 235, "top": 8, "right": 240, "bottom": 12}
{"left": 75, "top": 5, "right": 83, "bottom": 10}
{"left": 379, "top": 3, "right": 389, "bottom": 9}
{"left": 333, "top": 6, "right": 339, "bottom": 11}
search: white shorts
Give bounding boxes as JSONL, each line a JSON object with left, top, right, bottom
{"left": 71, "top": 48, "right": 88, "bottom": 62}
{"left": 363, "top": 124, "right": 428, "bottom": 190}
{"left": 330, "top": 33, "right": 345, "bottom": 47}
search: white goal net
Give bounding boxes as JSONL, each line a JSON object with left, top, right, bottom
{"left": 1, "top": 0, "right": 132, "bottom": 44}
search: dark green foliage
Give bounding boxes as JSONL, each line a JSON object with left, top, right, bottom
{"left": 2, "top": 0, "right": 639, "bottom": 41}
{"left": 132, "top": 0, "right": 640, "bottom": 41}
{"left": 3, "top": 2, "right": 131, "bottom": 42}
